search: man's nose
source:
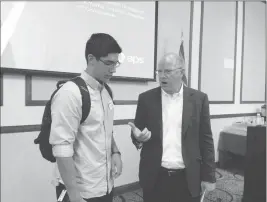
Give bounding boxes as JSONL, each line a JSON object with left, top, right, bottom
{"left": 159, "top": 74, "right": 167, "bottom": 79}
{"left": 110, "top": 68, "right": 116, "bottom": 73}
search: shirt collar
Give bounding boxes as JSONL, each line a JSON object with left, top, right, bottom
{"left": 80, "top": 71, "right": 104, "bottom": 91}
{"left": 161, "top": 84, "right": 183, "bottom": 98}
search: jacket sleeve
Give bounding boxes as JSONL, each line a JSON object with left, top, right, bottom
{"left": 199, "top": 94, "right": 216, "bottom": 183}
{"left": 131, "top": 94, "right": 147, "bottom": 150}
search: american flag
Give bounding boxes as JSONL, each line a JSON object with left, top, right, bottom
{"left": 179, "top": 38, "right": 188, "bottom": 86}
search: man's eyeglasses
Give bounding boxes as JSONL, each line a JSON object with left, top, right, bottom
{"left": 98, "top": 58, "right": 121, "bottom": 68}
{"left": 155, "top": 68, "right": 183, "bottom": 76}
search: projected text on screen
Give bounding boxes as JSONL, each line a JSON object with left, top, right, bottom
{"left": 1, "top": 1, "right": 157, "bottom": 80}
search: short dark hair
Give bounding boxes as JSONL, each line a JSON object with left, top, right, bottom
{"left": 85, "top": 33, "right": 122, "bottom": 64}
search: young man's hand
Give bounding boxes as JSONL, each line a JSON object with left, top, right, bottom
{"left": 201, "top": 181, "right": 216, "bottom": 193}
{"left": 67, "top": 191, "right": 87, "bottom": 202}
{"left": 111, "top": 153, "right": 122, "bottom": 178}
{"left": 70, "top": 199, "right": 86, "bottom": 202}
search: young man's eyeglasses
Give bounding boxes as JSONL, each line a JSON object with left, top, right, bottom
{"left": 98, "top": 58, "right": 121, "bottom": 68}
{"left": 155, "top": 68, "right": 183, "bottom": 76}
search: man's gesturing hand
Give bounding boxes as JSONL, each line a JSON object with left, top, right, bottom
{"left": 128, "top": 122, "right": 151, "bottom": 142}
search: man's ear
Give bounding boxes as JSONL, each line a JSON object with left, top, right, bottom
{"left": 87, "top": 54, "right": 95, "bottom": 64}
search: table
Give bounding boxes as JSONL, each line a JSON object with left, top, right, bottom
{"left": 218, "top": 123, "right": 248, "bottom": 168}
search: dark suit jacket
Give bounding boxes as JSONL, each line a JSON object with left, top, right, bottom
{"left": 131, "top": 86, "right": 216, "bottom": 197}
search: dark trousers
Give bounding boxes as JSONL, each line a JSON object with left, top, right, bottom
{"left": 84, "top": 190, "right": 113, "bottom": 202}
{"left": 143, "top": 167, "right": 201, "bottom": 202}
{"left": 56, "top": 183, "right": 113, "bottom": 202}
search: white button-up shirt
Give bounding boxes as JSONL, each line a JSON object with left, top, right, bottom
{"left": 161, "top": 84, "right": 185, "bottom": 169}
{"left": 49, "top": 71, "right": 114, "bottom": 199}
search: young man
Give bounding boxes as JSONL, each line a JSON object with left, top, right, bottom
{"left": 50, "top": 33, "right": 123, "bottom": 202}
{"left": 129, "top": 53, "right": 216, "bottom": 202}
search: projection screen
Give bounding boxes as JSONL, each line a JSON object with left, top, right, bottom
{"left": 1, "top": 1, "right": 158, "bottom": 80}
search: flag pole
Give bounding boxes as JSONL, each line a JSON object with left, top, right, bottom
{"left": 179, "top": 29, "right": 187, "bottom": 86}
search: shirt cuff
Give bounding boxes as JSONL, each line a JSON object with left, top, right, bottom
{"left": 52, "top": 144, "right": 74, "bottom": 157}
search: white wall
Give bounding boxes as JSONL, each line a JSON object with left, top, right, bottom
{"left": 1, "top": 2, "right": 265, "bottom": 202}
{"left": 1, "top": 131, "right": 56, "bottom": 202}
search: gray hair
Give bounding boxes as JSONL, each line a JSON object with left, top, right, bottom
{"left": 159, "top": 52, "right": 185, "bottom": 70}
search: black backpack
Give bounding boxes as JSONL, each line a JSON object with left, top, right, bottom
{"left": 34, "top": 76, "right": 113, "bottom": 163}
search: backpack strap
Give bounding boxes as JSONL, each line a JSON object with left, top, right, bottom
{"left": 55, "top": 77, "right": 109, "bottom": 125}
{"left": 104, "top": 83, "right": 113, "bottom": 102}
{"left": 56, "top": 80, "right": 68, "bottom": 89}
{"left": 49, "top": 80, "right": 68, "bottom": 100}
{"left": 71, "top": 77, "right": 91, "bottom": 124}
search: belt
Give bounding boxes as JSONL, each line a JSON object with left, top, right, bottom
{"left": 160, "top": 166, "right": 185, "bottom": 176}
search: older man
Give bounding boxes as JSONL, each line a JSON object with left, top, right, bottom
{"left": 129, "top": 53, "right": 216, "bottom": 202}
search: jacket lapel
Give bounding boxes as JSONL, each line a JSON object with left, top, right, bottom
{"left": 182, "top": 87, "right": 194, "bottom": 139}
{"left": 153, "top": 87, "right": 163, "bottom": 141}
